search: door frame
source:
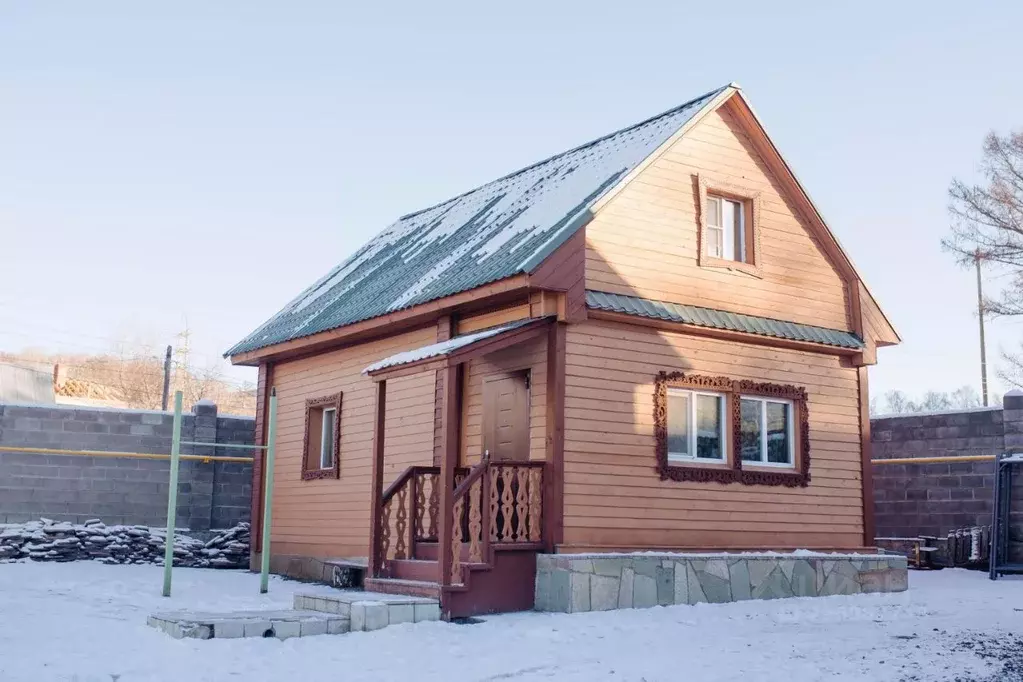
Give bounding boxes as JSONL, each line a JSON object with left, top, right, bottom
{"left": 481, "top": 368, "right": 531, "bottom": 462}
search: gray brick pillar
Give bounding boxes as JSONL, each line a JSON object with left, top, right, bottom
{"left": 185, "top": 400, "right": 218, "bottom": 532}
{"left": 1001, "top": 390, "right": 1023, "bottom": 562}
{"left": 1004, "top": 390, "right": 1023, "bottom": 453}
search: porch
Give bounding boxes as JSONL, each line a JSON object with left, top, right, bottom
{"left": 361, "top": 316, "right": 563, "bottom": 618}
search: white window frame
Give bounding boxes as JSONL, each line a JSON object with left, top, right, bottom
{"left": 666, "top": 388, "right": 727, "bottom": 463}
{"left": 740, "top": 397, "right": 795, "bottom": 468}
{"left": 319, "top": 407, "right": 337, "bottom": 469}
{"left": 706, "top": 194, "right": 746, "bottom": 263}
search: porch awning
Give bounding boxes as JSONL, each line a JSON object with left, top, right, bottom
{"left": 363, "top": 317, "right": 551, "bottom": 379}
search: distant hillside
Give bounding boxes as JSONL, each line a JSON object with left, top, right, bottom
{"left": 0, "top": 351, "right": 256, "bottom": 416}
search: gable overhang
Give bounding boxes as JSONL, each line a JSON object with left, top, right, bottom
{"left": 724, "top": 89, "right": 900, "bottom": 346}
{"left": 584, "top": 84, "right": 900, "bottom": 350}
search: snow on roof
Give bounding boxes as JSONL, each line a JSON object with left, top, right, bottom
{"left": 363, "top": 318, "right": 536, "bottom": 375}
{"left": 227, "top": 85, "right": 731, "bottom": 357}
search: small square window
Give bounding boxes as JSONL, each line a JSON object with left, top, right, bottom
{"left": 739, "top": 397, "right": 794, "bottom": 467}
{"left": 706, "top": 194, "right": 748, "bottom": 263}
{"left": 303, "top": 393, "right": 341, "bottom": 479}
{"left": 667, "top": 388, "right": 726, "bottom": 462}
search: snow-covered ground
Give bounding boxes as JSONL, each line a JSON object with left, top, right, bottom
{"left": 1, "top": 563, "right": 1021, "bottom": 681}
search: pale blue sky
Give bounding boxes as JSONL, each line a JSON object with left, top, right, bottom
{"left": 2, "top": 1, "right": 1022, "bottom": 400}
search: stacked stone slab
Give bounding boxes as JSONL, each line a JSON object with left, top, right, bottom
{"left": 534, "top": 552, "right": 909, "bottom": 613}
{"left": 0, "top": 518, "right": 250, "bottom": 568}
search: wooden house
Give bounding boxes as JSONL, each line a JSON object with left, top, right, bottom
{"left": 227, "top": 83, "right": 899, "bottom": 617}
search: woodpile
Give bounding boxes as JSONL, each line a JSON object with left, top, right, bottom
{"left": 0, "top": 518, "right": 250, "bottom": 568}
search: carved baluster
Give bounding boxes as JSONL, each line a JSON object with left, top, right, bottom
{"left": 528, "top": 467, "right": 542, "bottom": 542}
{"left": 395, "top": 484, "right": 408, "bottom": 560}
{"left": 489, "top": 466, "right": 500, "bottom": 541}
{"left": 515, "top": 466, "right": 529, "bottom": 541}
{"left": 500, "top": 466, "right": 515, "bottom": 541}
{"left": 381, "top": 498, "right": 393, "bottom": 567}
{"left": 468, "top": 478, "right": 483, "bottom": 563}
{"left": 414, "top": 473, "right": 427, "bottom": 542}
{"left": 451, "top": 496, "right": 464, "bottom": 583}
{"left": 427, "top": 473, "right": 439, "bottom": 540}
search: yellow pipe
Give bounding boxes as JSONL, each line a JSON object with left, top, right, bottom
{"left": 0, "top": 445, "right": 253, "bottom": 464}
{"left": 871, "top": 455, "right": 995, "bottom": 465}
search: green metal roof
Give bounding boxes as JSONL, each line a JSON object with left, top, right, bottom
{"left": 227, "top": 85, "right": 730, "bottom": 357}
{"left": 585, "top": 291, "right": 864, "bottom": 350}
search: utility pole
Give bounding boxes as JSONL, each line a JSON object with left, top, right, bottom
{"left": 161, "top": 345, "right": 172, "bottom": 411}
{"left": 975, "top": 249, "right": 989, "bottom": 407}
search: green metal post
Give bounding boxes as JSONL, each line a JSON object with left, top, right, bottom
{"left": 162, "top": 391, "right": 183, "bottom": 597}
{"left": 259, "top": 390, "right": 278, "bottom": 594}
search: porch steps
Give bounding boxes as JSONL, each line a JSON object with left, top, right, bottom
{"left": 295, "top": 590, "right": 441, "bottom": 631}
{"left": 414, "top": 541, "right": 471, "bottom": 562}
{"left": 363, "top": 577, "right": 448, "bottom": 599}
{"left": 147, "top": 590, "right": 441, "bottom": 640}
{"left": 147, "top": 609, "right": 350, "bottom": 640}
{"left": 388, "top": 559, "right": 441, "bottom": 582}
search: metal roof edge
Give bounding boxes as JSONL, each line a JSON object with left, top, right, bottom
{"left": 728, "top": 89, "right": 900, "bottom": 343}
{"left": 585, "top": 290, "right": 864, "bottom": 350}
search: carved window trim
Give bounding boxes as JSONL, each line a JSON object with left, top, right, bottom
{"left": 654, "top": 372, "right": 810, "bottom": 487}
{"left": 695, "top": 174, "right": 764, "bottom": 278}
{"left": 302, "top": 393, "right": 342, "bottom": 481}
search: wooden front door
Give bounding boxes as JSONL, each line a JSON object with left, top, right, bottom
{"left": 482, "top": 371, "right": 530, "bottom": 462}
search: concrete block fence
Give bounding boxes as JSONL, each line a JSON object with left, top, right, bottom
{"left": 871, "top": 391, "right": 1023, "bottom": 561}
{"left": 534, "top": 552, "right": 908, "bottom": 613}
{"left": 0, "top": 401, "right": 254, "bottom": 529}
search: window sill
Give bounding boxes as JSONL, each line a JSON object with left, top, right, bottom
{"left": 741, "top": 461, "right": 796, "bottom": 471}
{"left": 666, "top": 457, "right": 730, "bottom": 468}
{"left": 301, "top": 467, "right": 339, "bottom": 481}
{"left": 699, "top": 256, "right": 763, "bottom": 278}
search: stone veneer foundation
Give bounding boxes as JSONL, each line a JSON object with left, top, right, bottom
{"left": 534, "top": 552, "right": 909, "bottom": 613}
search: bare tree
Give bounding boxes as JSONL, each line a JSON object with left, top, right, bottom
{"left": 945, "top": 130, "right": 1023, "bottom": 390}
{"left": 949, "top": 385, "right": 982, "bottom": 409}
{"left": 945, "top": 130, "right": 1023, "bottom": 290}
{"left": 882, "top": 390, "right": 912, "bottom": 414}
{"left": 872, "top": 386, "right": 983, "bottom": 415}
{"left": 917, "top": 391, "right": 952, "bottom": 412}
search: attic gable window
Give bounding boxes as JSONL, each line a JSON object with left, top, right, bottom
{"left": 695, "top": 175, "right": 762, "bottom": 276}
{"left": 706, "top": 195, "right": 747, "bottom": 262}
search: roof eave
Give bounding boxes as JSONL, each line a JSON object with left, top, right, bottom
{"left": 226, "top": 273, "right": 533, "bottom": 366}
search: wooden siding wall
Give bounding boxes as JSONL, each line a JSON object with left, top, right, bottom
{"left": 456, "top": 302, "right": 530, "bottom": 335}
{"left": 269, "top": 327, "right": 437, "bottom": 558}
{"left": 585, "top": 102, "right": 851, "bottom": 331}
{"left": 562, "top": 319, "right": 863, "bottom": 550}
{"left": 461, "top": 334, "right": 547, "bottom": 466}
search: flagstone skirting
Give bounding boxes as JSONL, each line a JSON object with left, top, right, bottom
{"left": 534, "top": 552, "right": 908, "bottom": 613}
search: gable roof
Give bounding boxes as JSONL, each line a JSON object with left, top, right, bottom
{"left": 226, "top": 85, "right": 732, "bottom": 357}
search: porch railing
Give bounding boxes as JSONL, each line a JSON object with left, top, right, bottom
{"left": 371, "top": 459, "right": 545, "bottom": 584}
{"left": 374, "top": 465, "right": 468, "bottom": 575}
{"left": 450, "top": 459, "right": 545, "bottom": 583}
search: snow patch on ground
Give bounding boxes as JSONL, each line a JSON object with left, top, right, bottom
{"left": 1, "top": 564, "right": 1021, "bottom": 681}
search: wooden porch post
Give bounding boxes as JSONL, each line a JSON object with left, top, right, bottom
{"left": 368, "top": 379, "right": 387, "bottom": 578}
{"left": 544, "top": 322, "right": 566, "bottom": 553}
{"left": 437, "top": 362, "right": 461, "bottom": 592}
